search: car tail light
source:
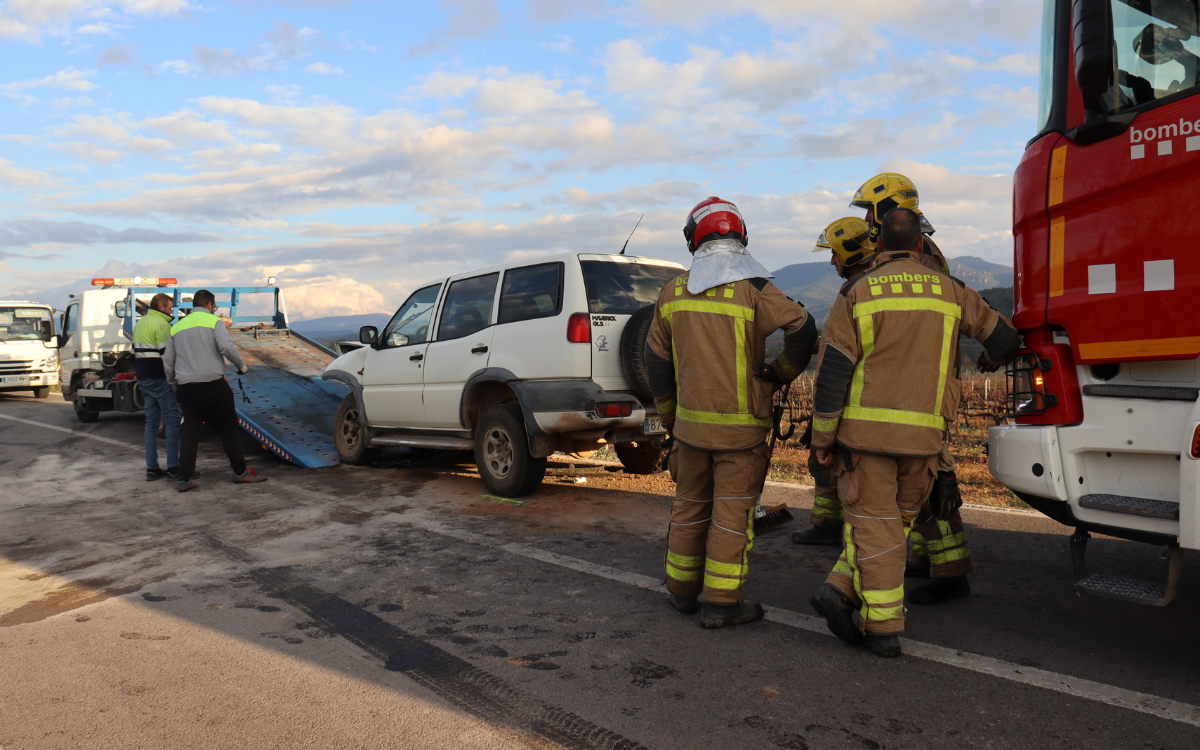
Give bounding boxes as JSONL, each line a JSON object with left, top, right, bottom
{"left": 567, "top": 312, "right": 590, "bottom": 343}
{"left": 1191, "top": 425, "right": 1200, "bottom": 459}
{"left": 1006, "top": 327, "right": 1084, "bottom": 427}
{"left": 596, "top": 402, "right": 632, "bottom": 418}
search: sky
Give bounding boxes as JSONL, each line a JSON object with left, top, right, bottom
{"left": 0, "top": 0, "right": 1043, "bottom": 320}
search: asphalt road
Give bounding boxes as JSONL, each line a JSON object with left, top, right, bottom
{"left": 2, "top": 393, "right": 1198, "bottom": 749}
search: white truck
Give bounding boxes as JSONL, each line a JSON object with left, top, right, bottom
{"left": 323, "top": 252, "right": 686, "bottom": 496}
{"left": 0, "top": 301, "right": 59, "bottom": 399}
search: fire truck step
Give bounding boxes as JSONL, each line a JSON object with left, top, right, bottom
{"left": 1078, "top": 494, "right": 1180, "bottom": 520}
{"left": 1069, "top": 529, "right": 1183, "bottom": 606}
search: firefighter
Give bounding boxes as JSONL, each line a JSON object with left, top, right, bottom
{"left": 813, "top": 172, "right": 974, "bottom": 606}
{"left": 645, "top": 196, "right": 818, "bottom": 629}
{"left": 789, "top": 218, "right": 877, "bottom": 548}
{"left": 808, "top": 208, "right": 1020, "bottom": 657}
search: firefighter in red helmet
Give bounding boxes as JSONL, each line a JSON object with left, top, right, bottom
{"left": 644, "top": 197, "right": 818, "bottom": 628}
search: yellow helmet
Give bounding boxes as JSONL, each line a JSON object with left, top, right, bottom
{"left": 813, "top": 217, "right": 877, "bottom": 267}
{"left": 850, "top": 172, "right": 923, "bottom": 224}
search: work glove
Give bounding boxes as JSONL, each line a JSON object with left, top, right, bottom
{"left": 929, "top": 470, "right": 963, "bottom": 520}
{"left": 236, "top": 365, "right": 248, "bottom": 375}
{"left": 757, "top": 364, "right": 782, "bottom": 384}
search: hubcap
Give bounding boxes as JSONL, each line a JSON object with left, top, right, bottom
{"left": 340, "top": 407, "right": 361, "bottom": 449}
{"left": 483, "top": 425, "right": 513, "bottom": 479}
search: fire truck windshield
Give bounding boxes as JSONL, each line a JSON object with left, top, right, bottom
{"left": 1102, "top": 0, "right": 1200, "bottom": 113}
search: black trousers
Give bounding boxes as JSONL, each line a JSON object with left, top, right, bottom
{"left": 177, "top": 378, "right": 246, "bottom": 480}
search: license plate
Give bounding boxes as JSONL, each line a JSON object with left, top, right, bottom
{"left": 643, "top": 416, "right": 666, "bottom": 435}
{"left": 1, "top": 375, "right": 29, "bottom": 385}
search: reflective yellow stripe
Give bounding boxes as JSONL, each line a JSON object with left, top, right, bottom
{"left": 933, "top": 313, "right": 954, "bottom": 418}
{"left": 862, "top": 585, "right": 904, "bottom": 604}
{"left": 735, "top": 317, "right": 747, "bottom": 414}
{"left": 926, "top": 533, "right": 968, "bottom": 552}
{"left": 849, "top": 315, "right": 874, "bottom": 408}
{"left": 929, "top": 546, "right": 972, "bottom": 565}
{"left": 813, "top": 495, "right": 841, "bottom": 509}
{"left": 910, "top": 530, "right": 928, "bottom": 555}
{"left": 833, "top": 559, "right": 854, "bottom": 577}
{"left": 657, "top": 397, "right": 676, "bottom": 415}
{"left": 667, "top": 566, "right": 701, "bottom": 582}
{"left": 864, "top": 604, "right": 904, "bottom": 620}
{"left": 705, "top": 558, "right": 744, "bottom": 576}
{"left": 677, "top": 406, "right": 771, "bottom": 427}
{"left": 852, "top": 297, "right": 963, "bottom": 319}
{"left": 667, "top": 550, "right": 702, "bottom": 567}
{"left": 776, "top": 353, "right": 798, "bottom": 379}
{"left": 703, "top": 574, "right": 743, "bottom": 590}
{"left": 660, "top": 300, "right": 756, "bottom": 320}
{"left": 843, "top": 405, "right": 946, "bottom": 430}
{"left": 813, "top": 416, "right": 840, "bottom": 432}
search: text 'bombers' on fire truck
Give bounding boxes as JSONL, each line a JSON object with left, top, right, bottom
{"left": 989, "top": 0, "right": 1200, "bottom": 605}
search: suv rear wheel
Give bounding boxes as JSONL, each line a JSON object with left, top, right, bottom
{"left": 474, "top": 403, "right": 546, "bottom": 497}
{"left": 615, "top": 440, "right": 666, "bottom": 474}
{"left": 334, "top": 393, "right": 380, "bottom": 465}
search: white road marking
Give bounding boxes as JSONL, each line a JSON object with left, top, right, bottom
{"left": 390, "top": 509, "right": 1200, "bottom": 729}
{"left": 0, "top": 413, "right": 140, "bottom": 449}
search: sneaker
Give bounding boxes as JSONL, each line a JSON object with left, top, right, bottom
{"left": 166, "top": 467, "right": 200, "bottom": 480}
{"left": 862, "top": 631, "right": 902, "bottom": 658}
{"left": 667, "top": 592, "right": 700, "bottom": 614}
{"left": 146, "top": 468, "right": 167, "bottom": 481}
{"left": 908, "top": 575, "right": 971, "bottom": 605}
{"left": 791, "top": 522, "right": 843, "bottom": 546}
{"left": 233, "top": 469, "right": 268, "bottom": 484}
{"left": 810, "top": 583, "right": 862, "bottom": 645}
{"left": 699, "top": 601, "right": 764, "bottom": 629}
{"left": 177, "top": 479, "right": 199, "bottom": 493}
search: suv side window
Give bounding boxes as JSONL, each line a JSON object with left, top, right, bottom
{"left": 380, "top": 283, "right": 441, "bottom": 348}
{"left": 498, "top": 262, "right": 563, "bottom": 325}
{"left": 436, "top": 273, "right": 498, "bottom": 341}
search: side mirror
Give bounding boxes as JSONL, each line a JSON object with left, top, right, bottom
{"left": 1073, "top": 0, "right": 1113, "bottom": 108}
{"left": 115, "top": 299, "right": 128, "bottom": 318}
{"left": 47, "top": 335, "right": 59, "bottom": 349}
{"left": 359, "top": 325, "right": 378, "bottom": 346}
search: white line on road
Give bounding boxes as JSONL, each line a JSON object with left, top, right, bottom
{"left": 0, "top": 413, "right": 140, "bottom": 449}
{"left": 391, "top": 510, "right": 1200, "bottom": 729}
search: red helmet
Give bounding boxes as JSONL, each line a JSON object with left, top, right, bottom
{"left": 683, "top": 196, "right": 748, "bottom": 253}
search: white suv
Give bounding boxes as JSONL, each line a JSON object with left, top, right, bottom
{"left": 323, "top": 253, "right": 686, "bottom": 496}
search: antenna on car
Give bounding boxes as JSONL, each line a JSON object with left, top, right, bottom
{"left": 619, "top": 214, "right": 644, "bottom": 255}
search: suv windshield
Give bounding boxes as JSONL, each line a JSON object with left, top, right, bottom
{"left": 1103, "top": 0, "right": 1200, "bottom": 113}
{"left": 580, "top": 261, "right": 682, "bottom": 315}
{"left": 0, "top": 307, "right": 54, "bottom": 343}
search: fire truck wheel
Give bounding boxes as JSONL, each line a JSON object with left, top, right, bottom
{"left": 615, "top": 440, "right": 666, "bottom": 474}
{"left": 73, "top": 394, "right": 99, "bottom": 423}
{"left": 334, "top": 393, "right": 380, "bottom": 465}
{"left": 474, "top": 403, "right": 546, "bottom": 497}
{"left": 32, "top": 387, "right": 50, "bottom": 399}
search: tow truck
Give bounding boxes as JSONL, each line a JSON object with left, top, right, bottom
{"left": 0, "top": 300, "right": 59, "bottom": 398}
{"left": 989, "top": 0, "right": 1200, "bottom": 605}
{"left": 60, "top": 277, "right": 348, "bottom": 468}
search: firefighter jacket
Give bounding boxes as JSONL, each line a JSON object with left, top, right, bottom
{"left": 920, "top": 235, "right": 950, "bottom": 274}
{"left": 132, "top": 308, "right": 172, "bottom": 380}
{"left": 644, "top": 274, "right": 817, "bottom": 452}
{"left": 810, "top": 250, "right": 1020, "bottom": 457}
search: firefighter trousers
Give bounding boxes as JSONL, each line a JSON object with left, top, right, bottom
{"left": 664, "top": 440, "right": 772, "bottom": 605}
{"left": 807, "top": 448, "right": 843, "bottom": 527}
{"left": 825, "top": 451, "right": 939, "bottom": 634}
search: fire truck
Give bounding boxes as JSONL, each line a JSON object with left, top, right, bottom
{"left": 988, "top": 0, "right": 1200, "bottom": 605}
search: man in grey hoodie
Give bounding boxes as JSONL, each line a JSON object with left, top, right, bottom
{"left": 163, "top": 289, "right": 267, "bottom": 491}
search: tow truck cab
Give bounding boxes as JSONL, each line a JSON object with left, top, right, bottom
{"left": 989, "top": 0, "right": 1200, "bottom": 604}
{"left": 0, "top": 301, "right": 59, "bottom": 398}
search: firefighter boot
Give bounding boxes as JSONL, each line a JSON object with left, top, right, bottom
{"left": 668, "top": 592, "right": 700, "bottom": 614}
{"left": 810, "top": 583, "right": 862, "bottom": 645}
{"left": 862, "top": 632, "right": 902, "bottom": 658}
{"left": 791, "top": 521, "right": 843, "bottom": 546}
{"left": 905, "top": 559, "right": 931, "bottom": 578}
{"left": 700, "top": 601, "right": 764, "bottom": 629}
{"left": 908, "top": 575, "right": 970, "bottom": 605}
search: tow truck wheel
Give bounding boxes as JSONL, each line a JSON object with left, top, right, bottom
{"left": 474, "top": 403, "right": 546, "bottom": 497}
{"left": 334, "top": 393, "right": 380, "bottom": 465}
{"left": 73, "top": 393, "right": 99, "bottom": 423}
{"left": 615, "top": 440, "right": 666, "bottom": 474}
{"left": 32, "top": 387, "right": 49, "bottom": 399}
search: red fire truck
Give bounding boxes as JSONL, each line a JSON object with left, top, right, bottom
{"left": 988, "top": 0, "right": 1200, "bottom": 605}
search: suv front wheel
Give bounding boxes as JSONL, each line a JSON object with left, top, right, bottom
{"left": 474, "top": 403, "right": 547, "bottom": 497}
{"left": 334, "top": 393, "right": 380, "bottom": 465}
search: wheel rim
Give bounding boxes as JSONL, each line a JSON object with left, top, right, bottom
{"left": 340, "top": 407, "right": 362, "bottom": 449}
{"left": 483, "top": 424, "right": 514, "bottom": 479}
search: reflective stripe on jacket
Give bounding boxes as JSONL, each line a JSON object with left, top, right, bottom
{"left": 810, "top": 250, "right": 1019, "bottom": 456}
{"left": 163, "top": 310, "right": 245, "bottom": 386}
{"left": 132, "top": 308, "right": 173, "bottom": 380}
{"left": 646, "top": 274, "right": 811, "bottom": 452}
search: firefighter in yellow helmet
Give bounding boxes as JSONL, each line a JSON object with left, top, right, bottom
{"left": 797, "top": 174, "right": 977, "bottom": 607}
{"left": 644, "top": 196, "right": 818, "bottom": 628}
{"left": 808, "top": 208, "right": 1020, "bottom": 657}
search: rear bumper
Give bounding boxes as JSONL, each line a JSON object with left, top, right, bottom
{"left": 509, "top": 379, "right": 650, "bottom": 456}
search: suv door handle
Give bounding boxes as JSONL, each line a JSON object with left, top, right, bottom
{"left": 471, "top": 346, "right": 488, "bottom": 354}
{"left": 409, "top": 353, "right": 424, "bottom": 361}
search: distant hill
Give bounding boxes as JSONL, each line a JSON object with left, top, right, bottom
{"left": 290, "top": 313, "right": 390, "bottom": 333}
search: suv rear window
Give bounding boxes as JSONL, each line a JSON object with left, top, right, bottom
{"left": 498, "top": 262, "right": 563, "bottom": 324}
{"left": 580, "top": 261, "right": 682, "bottom": 315}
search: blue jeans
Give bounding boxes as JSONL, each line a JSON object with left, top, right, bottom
{"left": 140, "top": 377, "right": 180, "bottom": 470}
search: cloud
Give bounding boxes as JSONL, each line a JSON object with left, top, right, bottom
{"left": 97, "top": 44, "right": 138, "bottom": 66}
{"left": 305, "top": 62, "right": 345, "bottom": 75}
{"left": 0, "top": 218, "right": 222, "bottom": 248}
{"left": 2, "top": 67, "right": 99, "bottom": 95}
{"left": 163, "top": 21, "right": 326, "bottom": 77}
{"left": 407, "top": 0, "right": 501, "bottom": 57}
{"left": 0, "top": 158, "right": 53, "bottom": 187}
{"left": 0, "top": 0, "right": 190, "bottom": 43}
{"left": 51, "top": 114, "right": 174, "bottom": 162}
{"left": 525, "top": 0, "right": 602, "bottom": 22}
{"left": 542, "top": 36, "right": 575, "bottom": 54}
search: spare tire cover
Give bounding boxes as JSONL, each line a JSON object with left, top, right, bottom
{"left": 620, "top": 303, "right": 656, "bottom": 402}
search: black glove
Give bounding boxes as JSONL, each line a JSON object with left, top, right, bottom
{"left": 758, "top": 364, "right": 782, "bottom": 384}
{"left": 798, "top": 418, "right": 813, "bottom": 448}
{"left": 929, "top": 470, "right": 963, "bottom": 520}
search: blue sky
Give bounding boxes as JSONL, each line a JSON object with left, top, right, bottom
{"left": 0, "top": 0, "right": 1042, "bottom": 319}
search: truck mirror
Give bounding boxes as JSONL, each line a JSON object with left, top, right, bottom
{"left": 47, "top": 335, "right": 59, "bottom": 349}
{"left": 359, "top": 325, "right": 378, "bottom": 346}
{"left": 115, "top": 300, "right": 127, "bottom": 318}
{"left": 1072, "top": 0, "right": 1114, "bottom": 114}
